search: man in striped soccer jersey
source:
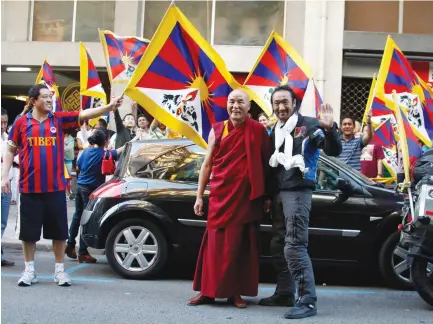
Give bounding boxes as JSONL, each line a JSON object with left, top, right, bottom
{"left": 1, "top": 84, "right": 123, "bottom": 287}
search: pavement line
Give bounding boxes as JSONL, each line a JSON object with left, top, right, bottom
{"left": 259, "top": 287, "right": 377, "bottom": 295}
{"left": 65, "top": 263, "right": 90, "bottom": 274}
{"left": 1, "top": 273, "right": 116, "bottom": 283}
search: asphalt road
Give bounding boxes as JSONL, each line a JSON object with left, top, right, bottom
{"left": 1, "top": 249, "right": 431, "bottom": 324}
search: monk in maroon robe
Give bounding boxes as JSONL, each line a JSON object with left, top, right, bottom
{"left": 188, "top": 89, "right": 271, "bottom": 308}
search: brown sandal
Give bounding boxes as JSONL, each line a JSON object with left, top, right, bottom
{"left": 187, "top": 293, "right": 215, "bottom": 306}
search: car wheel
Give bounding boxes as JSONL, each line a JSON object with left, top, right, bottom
{"left": 378, "top": 231, "right": 413, "bottom": 290}
{"left": 105, "top": 218, "right": 168, "bottom": 280}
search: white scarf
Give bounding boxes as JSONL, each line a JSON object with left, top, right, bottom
{"left": 269, "top": 113, "right": 306, "bottom": 172}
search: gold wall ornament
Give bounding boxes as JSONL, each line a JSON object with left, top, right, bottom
{"left": 61, "top": 82, "right": 81, "bottom": 112}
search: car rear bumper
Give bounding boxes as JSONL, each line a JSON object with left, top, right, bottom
{"left": 80, "top": 198, "right": 107, "bottom": 249}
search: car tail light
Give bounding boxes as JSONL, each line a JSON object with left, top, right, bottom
{"left": 90, "top": 179, "right": 125, "bottom": 199}
{"left": 408, "top": 213, "right": 412, "bottom": 223}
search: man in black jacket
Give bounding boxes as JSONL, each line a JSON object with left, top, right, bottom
{"left": 260, "top": 85, "right": 341, "bottom": 319}
{"left": 113, "top": 102, "right": 137, "bottom": 149}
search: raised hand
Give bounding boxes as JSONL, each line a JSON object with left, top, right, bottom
{"left": 110, "top": 96, "right": 124, "bottom": 111}
{"left": 319, "top": 103, "right": 334, "bottom": 131}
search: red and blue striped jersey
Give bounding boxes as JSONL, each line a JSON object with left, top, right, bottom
{"left": 8, "top": 111, "right": 80, "bottom": 193}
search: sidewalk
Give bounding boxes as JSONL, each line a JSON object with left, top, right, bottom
{"left": 2, "top": 199, "right": 76, "bottom": 252}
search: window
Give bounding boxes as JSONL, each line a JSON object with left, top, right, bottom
{"left": 344, "top": 0, "right": 399, "bottom": 33}
{"left": 75, "top": 1, "right": 115, "bottom": 41}
{"left": 403, "top": 1, "right": 433, "bottom": 35}
{"left": 32, "top": 0, "right": 74, "bottom": 41}
{"left": 130, "top": 144, "right": 205, "bottom": 183}
{"left": 143, "top": 0, "right": 212, "bottom": 41}
{"left": 31, "top": 0, "right": 115, "bottom": 42}
{"left": 316, "top": 162, "right": 340, "bottom": 191}
{"left": 214, "top": 1, "right": 284, "bottom": 45}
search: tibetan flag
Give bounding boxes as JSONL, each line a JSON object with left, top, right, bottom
{"left": 244, "top": 31, "right": 312, "bottom": 116}
{"left": 99, "top": 29, "right": 150, "bottom": 85}
{"left": 376, "top": 36, "right": 432, "bottom": 147}
{"left": 371, "top": 118, "right": 398, "bottom": 178}
{"left": 363, "top": 75, "right": 395, "bottom": 126}
{"left": 80, "top": 43, "right": 107, "bottom": 127}
{"left": 312, "top": 79, "right": 323, "bottom": 118}
{"left": 392, "top": 93, "right": 423, "bottom": 184}
{"left": 362, "top": 75, "right": 377, "bottom": 124}
{"left": 371, "top": 118, "right": 396, "bottom": 149}
{"left": 35, "top": 59, "right": 61, "bottom": 112}
{"left": 124, "top": 5, "right": 251, "bottom": 149}
{"left": 369, "top": 96, "right": 397, "bottom": 133}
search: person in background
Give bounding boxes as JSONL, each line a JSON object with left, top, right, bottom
{"left": 135, "top": 115, "right": 150, "bottom": 140}
{"left": 95, "top": 116, "right": 115, "bottom": 139}
{"left": 338, "top": 114, "right": 373, "bottom": 171}
{"left": 354, "top": 120, "right": 362, "bottom": 137}
{"left": 419, "top": 139, "right": 429, "bottom": 154}
{"left": 8, "top": 124, "right": 18, "bottom": 205}
{"left": 1, "top": 107, "right": 14, "bottom": 267}
{"left": 65, "top": 129, "right": 126, "bottom": 263}
{"left": 64, "top": 130, "right": 75, "bottom": 199}
{"left": 76, "top": 120, "right": 93, "bottom": 160}
{"left": 360, "top": 125, "right": 384, "bottom": 179}
{"left": 112, "top": 102, "right": 137, "bottom": 149}
{"left": 258, "top": 112, "right": 272, "bottom": 135}
{"left": 148, "top": 119, "right": 168, "bottom": 139}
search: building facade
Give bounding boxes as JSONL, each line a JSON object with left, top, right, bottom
{"left": 2, "top": 0, "right": 433, "bottom": 122}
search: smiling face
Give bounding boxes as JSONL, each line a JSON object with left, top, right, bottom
{"left": 31, "top": 87, "right": 53, "bottom": 114}
{"left": 258, "top": 115, "right": 269, "bottom": 128}
{"left": 272, "top": 90, "right": 296, "bottom": 123}
{"left": 341, "top": 118, "right": 355, "bottom": 137}
{"left": 227, "top": 90, "right": 250, "bottom": 123}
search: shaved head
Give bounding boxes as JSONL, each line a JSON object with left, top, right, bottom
{"left": 227, "top": 89, "right": 250, "bottom": 124}
{"left": 228, "top": 89, "right": 250, "bottom": 102}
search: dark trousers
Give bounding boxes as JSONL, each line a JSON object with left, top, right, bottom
{"left": 271, "top": 189, "right": 317, "bottom": 305}
{"left": 67, "top": 184, "right": 92, "bottom": 255}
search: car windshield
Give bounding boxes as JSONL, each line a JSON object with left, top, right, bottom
{"left": 324, "top": 155, "right": 377, "bottom": 186}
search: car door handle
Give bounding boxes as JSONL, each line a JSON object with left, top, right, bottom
{"left": 312, "top": 193, "right": 338, "bottom": 202}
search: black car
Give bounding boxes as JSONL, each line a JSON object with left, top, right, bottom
{"left": 81, "top": 139, "right": 407, "bottom": 288}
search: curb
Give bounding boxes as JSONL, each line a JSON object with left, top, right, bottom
{"left": 2, "top": 240, "right": 53, "bottom": 252}
{"left": 2, "top": 239, "right": 106, "bottom": 255}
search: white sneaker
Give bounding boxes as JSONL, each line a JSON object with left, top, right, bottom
{"left": 18, "top": 270, "right": 37, "bottom": 287}
{"left": 54, "top": 271, "right": 71, "bottom": 286}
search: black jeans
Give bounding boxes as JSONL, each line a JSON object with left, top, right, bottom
{"left": 67, "top": 184, "right": 93, "bottom": 255}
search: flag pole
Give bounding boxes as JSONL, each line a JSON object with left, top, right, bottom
{"left": 362, "top": 73, "right": 377, "bottom": 129}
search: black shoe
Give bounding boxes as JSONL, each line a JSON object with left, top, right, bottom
{"left": 258, "top": 294, "right": 294, "bottom": 307}
{"left": 1, "top": 259, "right": 15, "bottom": 267}
{"left": 284, "top": 303, "right": 317, "bottom": 319}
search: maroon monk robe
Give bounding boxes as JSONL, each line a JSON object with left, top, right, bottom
{"left": 193, "top": 117, "right": 271, "bottom": 298}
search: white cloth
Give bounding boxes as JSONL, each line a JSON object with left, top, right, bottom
{"left": 1, "top": 132, "right": 14, "bottom": 180}
{"left": 269, "top": 114, "right": 306, "bottom": 172}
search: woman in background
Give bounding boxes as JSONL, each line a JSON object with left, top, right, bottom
{"left": 258, "top": 112, "right": 273, "bottom": 135}
{"left": 65, "top": 129, "right": 126, "bottom": 263}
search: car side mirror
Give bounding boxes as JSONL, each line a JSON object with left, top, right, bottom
{"left": 334, "top": 178, "right": 352, "bottom": 192}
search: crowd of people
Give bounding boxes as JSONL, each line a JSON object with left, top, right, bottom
{"left": 0, "top": 82, "right": 420, "bottom": 320}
